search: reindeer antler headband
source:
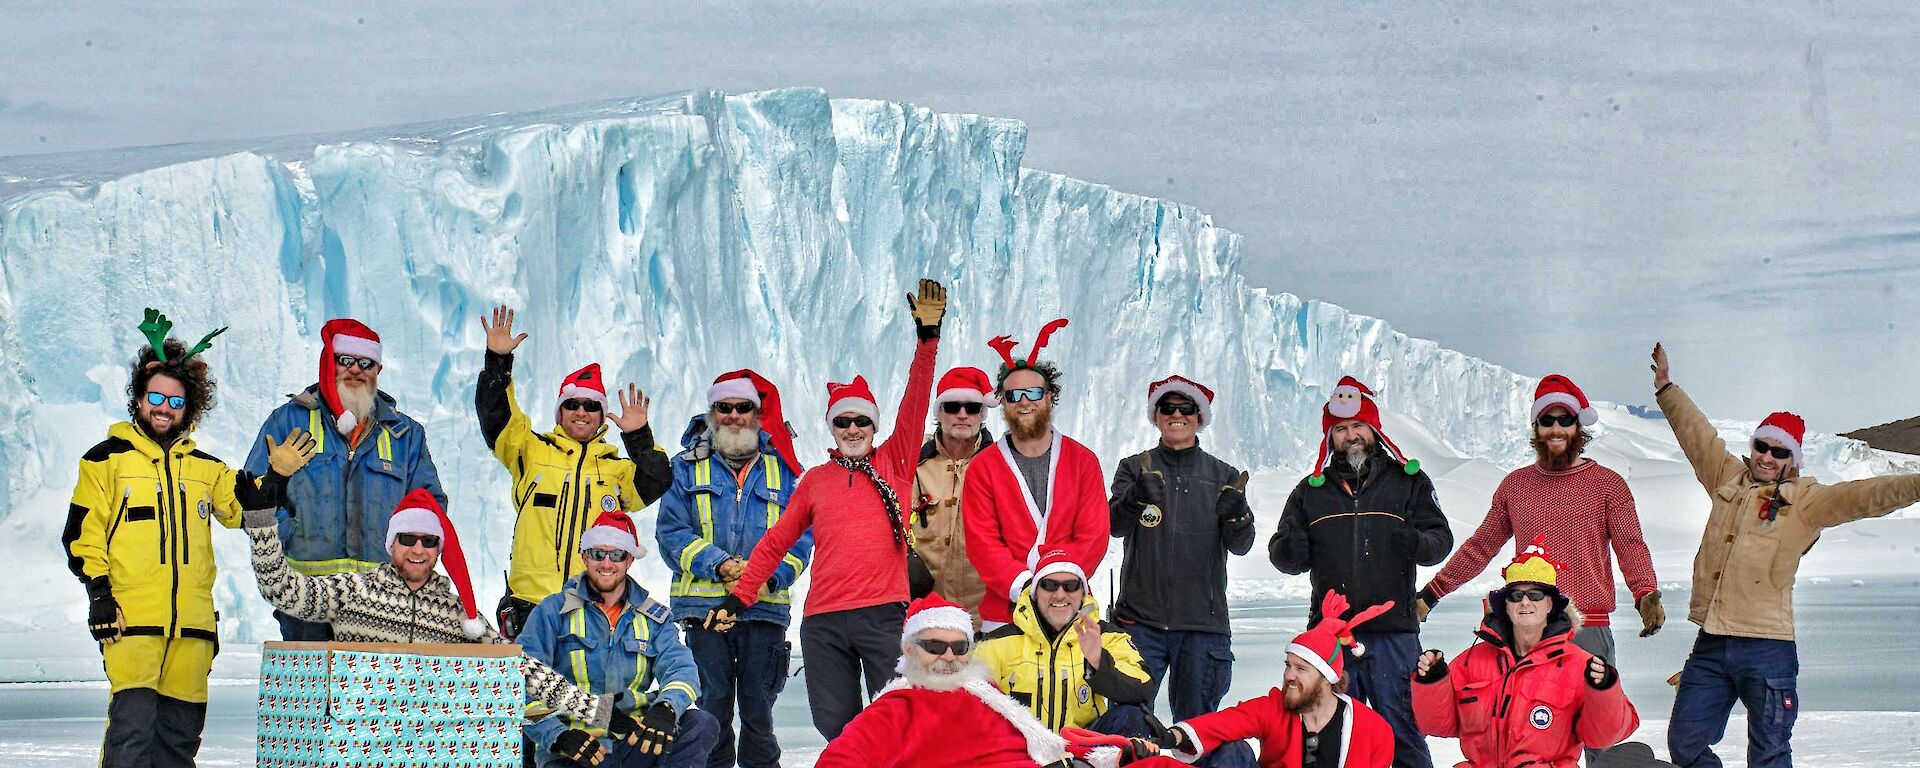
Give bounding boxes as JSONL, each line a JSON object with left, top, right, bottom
{"left": 988, "top": 318, "right": 1069, "bottom": 386}
{"left": 138, "top": 308, "right": 227, "bottom": 366}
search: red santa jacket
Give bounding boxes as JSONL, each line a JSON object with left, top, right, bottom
{"left": 962, "top": 431, "right": 1109, "bottom": 625}
{"left": 1134, "top": 689, "right": 1393, "bottom": 768}
{"left": 1413, "top": 610, "right": 1639, "bottom": 768}
{"left": 816, "top": 673, "right": 1076, "bottom": 768}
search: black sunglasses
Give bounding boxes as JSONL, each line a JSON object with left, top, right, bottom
{"left": 395, "top": 533, "right": 441, "bottom": 548}
{"left": 1505, "top": 588, "right": 1551, "bottom": 603}
{"left": 582, "top": 549, "right": 632, "bottom": 563}
{"left": 832, "top": 415, "right": 874, "bottom": 429}
{"left": 941, "top": 401, "right": 984, "bottom": 415}
{"left": 1303, "top": 733, "right": 1320, "bottom": 767}
{"left": 1537, "top": 413, "right": 1578, "bottom": 428}
{"left": 713, "top": 401, "right": 758, "bottom": 415}
{"left": 914, "top": 638, "right": 971, "bottom": 657}
{"left": 1752, "top": 440, "right": 1793, "bottom": 460}
{"left": 334, "top": 354, "right": 379, "bottom": 371}
{"left": 560, "top": 398, "right": 603, "bottom": 413}
{"left": 1156, "top": 402, "right": 1199, "bottom": 417}
{"left": 1036, "top": 577, "right": 1084, "bottom": 593}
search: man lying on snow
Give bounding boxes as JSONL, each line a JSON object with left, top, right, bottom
{"left": 245, "top": 488, "right": 646, "bottom": 743}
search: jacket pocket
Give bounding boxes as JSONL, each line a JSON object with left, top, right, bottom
{"left": 767, "top": 640, "right": 791, "bottom": 695}
{"left": 1457, "top": 680, "right": 1495, "bottom": 734}
{"left": 124, "top": 505, "right": 158, "bottom": 522}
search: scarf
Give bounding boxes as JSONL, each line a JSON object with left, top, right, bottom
{"left": 835, "top": 454, "right": 909, "bottom": 548}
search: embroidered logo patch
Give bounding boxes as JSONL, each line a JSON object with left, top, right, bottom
{"left": 1078, "top": 684, "right": 1092, "bottom": 704}
{"left": 602, "top": 494, "right": 618, "bottom": 512}
{"left": 197, "top": 499, "right": 211, "bottom": 520}
{"left": 1140, "top": 505, "right": 1163, "bottom": 528}
{"left": 1530, "top": 704, "right": 1553, "bottom": 729}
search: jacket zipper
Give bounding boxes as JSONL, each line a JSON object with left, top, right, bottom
{"left": 161, "top": 452, "right": 182, "bottom": 637}
{"left": 106, "top": 489, "right": 131, "bottom": 544}
{"left": 1047, "top": 632, "right": 1065, "bottom": 730}
{"left": 177, "top": 481, "right": 190, "bottom": 565}
{"left": 564, "top": 449, "right": 591, "bottom": 582}
{"left": 155, "top": 481, "right": 169, "bottom": 565}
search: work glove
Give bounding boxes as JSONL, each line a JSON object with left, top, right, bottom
{"left": 906, "top": 279, "right": 948, "bottom": 340}
{"left": 634, "top": 702, "right": 678, "bottom": 755}
{"left": 1636, "top": 590, "right": 1666, "bottom": 637}
{"left": 550, "top": 728, "right": 605, "bottom": 766}
{"left": 1217, "top": 470, "right": 1251, "bottom": 522}
{"left": 702, "top": 594, "right": 747, "bottom": 633}
{"left": 85, "top": 576, "right": 124, "bottom": 644}
{"left": 604, "top": 706, "right": 642, "bottom": 746}
{"left": 1414, "top": 586, "right": 1438, "bottom": 623}
{"left": 1134, "top": 456, "right": 1167, "bottom": 509}
{"left": 1148, "top": 724, "right": 1193, "bottom": 752}
{"left": 1586, "top": 656, "right": 1620, "bottom": 690}
{"left": 264, "top": 428, "right": 317, "bottom": 479}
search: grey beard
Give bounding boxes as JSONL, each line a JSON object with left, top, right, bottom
{"left": 902, "top": 658, "right": 986, "bottom": 692}
{"left": 338, "top": 384, "right": 376, "bottom": 423}
{"left": 1342, "top": 444, "right": 1370, "bottom": 474}
{"left": 711, "top": 424, "right": 761, "bottom": 460}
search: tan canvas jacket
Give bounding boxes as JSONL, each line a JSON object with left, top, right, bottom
{"left": 910, "top": 430, "right": 989, "bottom": 626}
{"left": 1659, "top": 384, "right": 1920, "bottom": 640}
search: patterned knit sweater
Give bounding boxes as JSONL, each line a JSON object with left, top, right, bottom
{"left": 1424, "top": 460, "right": 1657, "bottom": 625}
{"left": 247, "top": 526, "right": 612, "bottom": 726}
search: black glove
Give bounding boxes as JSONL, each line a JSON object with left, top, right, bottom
{"left": 635, "top": 702, "right": 678, "bottom": 755}
{"left": 496, "top": 594, "right": 537, "bottom": 641}
{"left": 1149, "top": 725, "right": 1192, "bottom": 752}
{"left": 1415, "top": 586, "right": 1439, "bottom": 623}
{"left": 1415, "top": 650, "right": 1449, "bottom": 684}
{"left": 605, "top": 706, "right": 642, "bottom": 746}
{"left": 1217, "top": 471, "right": 1251, "bottom": 522}
{"left": 550, "top": 728, "right": 605, "bottom": 766}
{"left": 702, "top": 594, "right": 748, "bottom": 632}
{"left": 86, "top": 576, "right": 123, "bottom": 643}
{"left": 1134, "top": 470, "right": 1167, "bottom": 509}
{"left": 1586, "top": 656, "right": 1620, "bottom": 690}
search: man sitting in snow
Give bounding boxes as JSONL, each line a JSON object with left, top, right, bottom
{"left": 975, "top": 551, "right": 1155, "bottom": 736}
{"left": 816, "top": 593, "right": 1130, "bottom": 768}
{"left": 245, "top": 488, "right": 645, "bottom": 743}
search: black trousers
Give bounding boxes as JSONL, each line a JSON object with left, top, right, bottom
{"left": 797, "top": 602, "right": 906, "bottom": 740}
{"left": 102, "top": 687, "right": 207, "bottom": 768}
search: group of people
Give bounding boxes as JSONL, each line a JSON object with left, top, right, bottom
{"left": 63, "top": 290, "right": 1920, "bottom": 768}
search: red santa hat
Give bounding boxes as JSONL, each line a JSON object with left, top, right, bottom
{"left": 1531, "top": 374, "right": 1598, "bottom": 426}
{"left": 384, "top": 488, "right": 486, "bottom": 639}
{"left": 556, "top": 363, "right": 608, "bottom": 410}
{"left": 934, "top": 367, "right": 997, "bottom": 407}
{"left": 1032, "top": 549, "right": 1087, "bottom": 585}
{"left": 901, "top": 592, "right": 974, "bottom": 646}
{"left": 1752, "top": 411, "right": 1806, "bottom": 468}
{"left": 1147, "top": 375, "right": 1214, "bottom": 430}
{"left": 578, "top": 509, "right": 646, "bottom": 559}
{"left": 318, "top": 318, "right": 381, "bottom": 436}
{"left": 824, "top": 376, "right": 880, "bottom": 424}
{"left": 1308, "top": 376, "right": 1417, "bottom": 487}
{"left": 1287, "top": 590, "right": 1395, "bottom": 685}
{"left": 708, "top": 369, "right": 803, "bottom": 472}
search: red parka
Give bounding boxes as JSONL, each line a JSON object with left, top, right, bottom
{"left": 1413, "top": 609, "right": 1638, "bottom": 767}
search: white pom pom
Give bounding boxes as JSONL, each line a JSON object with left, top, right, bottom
{"left": 335, "top": 410, "right": 358, "bottom": 436}
{"left": 1350, "top": 641, "right": 1367, "bottom": 659}
{"left": 462, "top": 614, "right": 487, "bottom": 640}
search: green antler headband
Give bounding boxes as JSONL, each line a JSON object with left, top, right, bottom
{"left": 139, "top": 308, "right": 228, "bottom": 362}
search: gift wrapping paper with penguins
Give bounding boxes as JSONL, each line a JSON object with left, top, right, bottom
{"left": 257, "top": 643, "right": 523, "bottom": 768}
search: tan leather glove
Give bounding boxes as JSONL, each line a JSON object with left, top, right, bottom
{"left": 1636, "top": 590, "right": 1666, "bottom": 637}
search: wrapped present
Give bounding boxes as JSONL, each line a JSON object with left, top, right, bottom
{"left": 257, "top": 642, "right": 524, "bottom": 768}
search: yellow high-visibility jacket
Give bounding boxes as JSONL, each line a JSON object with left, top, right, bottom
{"left": 478, "top": 352, "right": 671, "bottom": 603}
{"left": 62, "top": 422, "right": 258, "bottom": 641}
{"left": 975, "top": 591, "right": 1153, "bottom": 733}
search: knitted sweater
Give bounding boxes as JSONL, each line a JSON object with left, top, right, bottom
{"left": 247, "top": 526, "right": 613, "bottom": 727}
{"left": 1424, "top": 461, "right": 1656, "bottom": 624}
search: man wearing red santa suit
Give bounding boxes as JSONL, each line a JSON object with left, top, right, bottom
{"left": 963, "top": 320, "right": 1110, "bottom": 631}
{"left": 1078, "top": 590, "right": 1396, "bottom": 768}
{"left": 817, "top": 593, "right": 1128, "bottom": 768}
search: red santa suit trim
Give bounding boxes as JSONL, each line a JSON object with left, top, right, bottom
{"left": 961, "top": 431, "right": 1110, "bottom": 626}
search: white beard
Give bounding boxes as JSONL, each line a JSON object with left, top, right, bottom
{"left": 711, "top": 423, "right": 761, "bottom": 460}
{"left": 902, "top": 658, "right": 989, "bottom": 692}
{"left": 337, "top": 384, "right": 375, "bottom": 428}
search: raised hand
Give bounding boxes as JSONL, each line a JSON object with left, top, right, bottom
{"left": 1651, "top": 342, "right": 1670, "bottom": 390}
{"left": 265, "top": 428, "right": 317, "bottom": 478}
{"left": 1074, "top": 609, "right": 1104, "bottom": 667}
{"left": 1586, "top": 656, "right": 1618, "bottom": 689}
{"left": 1416, "top": 649, "right": 1447, "bottom": 681}
{"left": 906, "top": 279, "right": 948, "bottom": 335}
{"left": 481, "top": 305, "right": 529, "bottom": 356}
{"left": 611, "top": 384, "right": 651, "bottom": 433}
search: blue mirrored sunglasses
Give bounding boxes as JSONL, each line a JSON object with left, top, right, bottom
{"left": 145, "top": 391, "right": 187, "bottom": 410}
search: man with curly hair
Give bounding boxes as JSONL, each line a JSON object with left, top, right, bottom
{"left": 62, "top": 310, "right": 316, "bottom": 768}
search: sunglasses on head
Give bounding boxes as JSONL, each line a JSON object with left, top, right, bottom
{"left": 1505, "top": 588, "right": 1551, "bottom": 603}
{"left": 1537, "top": 413, "right": 1578, "bottom": 429}
{"left": 713, "top": 401, "right": 758, "bottom": 415}
{"left": 145, "top": 391, "right": 187, "bottom": 410}
{"left": 832, "top": 415, "right": 874, "bottom": 429}
{"left": 914, "top": 638, "right": 971, "bottom": 657}
{"left": 560, "top": 398, "right": 603, "bottom": 413}
{"left": 582, "top": 548, "right": 632, "bottom": 563}
{"left": 334, "top": 354, "right": 379, "bottom": 371}
{"left": 395, "top": 533, "right": 441, "bottom": 548}
{"left": 1752, "top": 440, "right": 1794, "bottom": 460}
{"left": 941, "top": 401, "right": 984, "bottom": 415}
{"left": 1003, "top": 386, "right": 1047, "bottom": 403}
{"left": 1037, "top": 577, "right": 1084, "bottom": 593}
{"left": 1156, "top": 402, "right": 1199, "bottom": 417}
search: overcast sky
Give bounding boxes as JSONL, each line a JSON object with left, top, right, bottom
{"left": 4, "top": 1, "right": 1916, "bottom": 432}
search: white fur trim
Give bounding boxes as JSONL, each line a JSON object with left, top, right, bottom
{"left": 1531, "top": 392, "right": 1596, "bottom": 426}
{"left": 580, "top": 526, "right": 645, "bottom": 558}
{"left": 1335, "top": 693, "right": 1356, "bottom": 766}
{"left": 706, "top": 379, "right": 760, "bottom": 406}
{"left": 557, "top": 383, "right": 608, "bottom": 407}
{"left": 1147, "top": 380, "right": 1212, "bottom": 430}
{"left": 902, "top": 606, "right": 973, "bottom": 646}
{"left": 1084, "top": 746, "right": 1122, "bottom": 768}
{"left": 961, "top": 676, "right": 1070, "bottom": 765}
{"left": 1287, "top": 642, "right": 1340, "bottom": 684}
{"left": 1034, "top": 559, "right": 1085, "bottom": 583}
{"left": 334, "top": 409, "right": 359, "bottom": 436}
{"left": 385, "top": 508, "right": 444, "bottom": 549}
{"left": 1168, "top": 723, "right": 1205, "bottom": 764}
{"left": 1751, "top": 424, "right": 1804, "bottom": 467}
{"left": 1008, "top": 570, "right": 1035, "bottom": 606}
{"left": 331, "top": 335, "right": 381, "bottom": 361}
{"left": 935, "top": 388, "right": 996, "bottom": 406}
{"left": 826, "top": 397, "right": 879, "bottom": 423}
{"left": 461, "top": 615, "right": 487, "bottom": 640}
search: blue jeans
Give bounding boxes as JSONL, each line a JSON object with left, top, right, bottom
{"left": 685, "top": 621, "right": 787, "bottom": 768}
{"left": 1346, "top": 631, "right": 1432, "bottom": 768}
{"left": 535, "top": 709, "right": 720, "bottom": 768}
{"left": 1122, "top": 626, "right": 1256, "bottom": 768}
{"left": 1668, "top": 631, "right": 1798, "bottom": 768}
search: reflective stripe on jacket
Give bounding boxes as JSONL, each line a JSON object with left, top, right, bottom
{"left": 654, "top": 415, "right": 810, "bottom": 624}
{"left": 520, "top": 575, "right": 700, "bottom": 748}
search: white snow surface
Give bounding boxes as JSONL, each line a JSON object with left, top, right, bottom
{"left": 2, "top": 88, "right": 1916, "bottom": 679}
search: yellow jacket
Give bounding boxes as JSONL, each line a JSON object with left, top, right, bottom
{"left": 1659, "top": 384, "right": 1920, "bottom": 640}
{"left": 478, "top": 353, "right": 671, "bottom": 603}
{"left": 62, "top": 422, "right": 251, "bottom": 641}
{"left": 975, "top": 591, "right": 1152, "bottom": 732}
